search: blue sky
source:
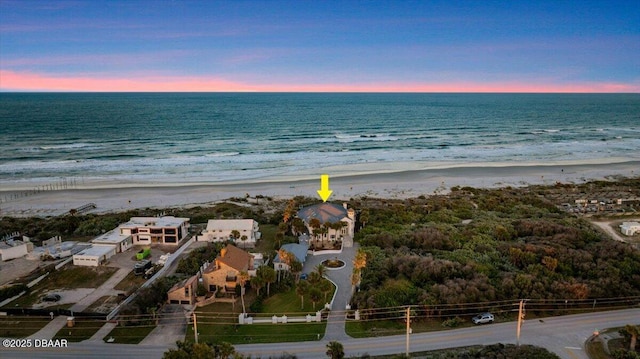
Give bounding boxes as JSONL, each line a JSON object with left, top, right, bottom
{"left": 1, "top": 0, "right": 639, "bottom": 92}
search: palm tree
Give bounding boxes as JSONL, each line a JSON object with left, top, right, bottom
{"left": 258, "top": 266, "right": 276, "bottom": 296}
{"left": 360, "top": 208, "right": 370, "bottom": 228}
{"left": 309, "top": 287, "right": 322, "bottom": 310}
{"left": 296, "top": 280, "right": 309, "bottom": 309}
{"left": 216, "top": 342, "right": 236, "bottom": 359}
{"left": 238, "top": 271, "right": 249, "bottom": 313}
{"left": 292, "top": 218, "right": 306, "bottom": 236}
{"left": 315, "top": 263, "right": 327, "bottom": 278}
{"left": 290, "top": 259, "right": 303, "bottom": 282}
{"left": 308, "top": 271, "right": 322, "bottom": 285}
{"left": 320, "top": 278, "right": 333, "bottom": 302}
{"left": 321, "top": 223, "right": 330, "bottom": 246}
{"left": 625, "top": 324, "right": 639, "bottom": 351}
{"left": 309, "top": 218, "right": 321, "bottom": 243}
{"left": 278, "top": 221, "right": 289, "bottom": 234}
{"left": 325, "top": 341, "right": 344, "bottom": 359}
{"left": 230, "top": 230, "right": 240, "bottom": 243}
{"left": 240, "top": 235, "right": 248, "bottom": 249}
{"left": 250, "top": 275, "right": 264, "bottom": 296}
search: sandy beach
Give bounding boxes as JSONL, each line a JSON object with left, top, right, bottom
{"left": 1, "top": 160, "right": 638, "bottom": 218}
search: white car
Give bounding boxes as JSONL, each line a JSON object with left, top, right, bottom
{"left": 472, "top": 313, "right": 494, "bottom": 324}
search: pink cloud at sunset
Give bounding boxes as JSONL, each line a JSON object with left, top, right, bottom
{"left": 1, "top": 70, "right": 639, "bottom": 93}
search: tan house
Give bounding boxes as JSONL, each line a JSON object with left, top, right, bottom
{"left": 167, "top": 274, "right": 199, "bottom": 305}
{"left": 202, "top": 245, "right": 254, "bottom": 293}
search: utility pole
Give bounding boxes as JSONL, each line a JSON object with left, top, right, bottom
{"left": 406, "top": 306, "right": 411, "bottom": 356}
{"left": 516, "top": 299, "right": 526, "bottom": 346}
{"left": 193, "top": 311, "right": 199, "bottom": 343}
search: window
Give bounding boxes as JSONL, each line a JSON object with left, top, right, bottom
{"left": 165, "top": 228, "right": 176, "bottom": 234}
{"left": 165, "top": 236, "right": 177, "bottom": 243}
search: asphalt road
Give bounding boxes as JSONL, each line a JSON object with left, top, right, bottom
{"left": 2, "top": 308, "right": 638, "bottom": 359}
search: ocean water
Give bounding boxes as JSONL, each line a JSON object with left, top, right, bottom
{"left": 0, "top": 93, "right": 639, "bottom": 189}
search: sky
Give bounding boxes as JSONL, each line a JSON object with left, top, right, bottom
{"left": 1, "top": 0, "right": 639, "bottom": 92}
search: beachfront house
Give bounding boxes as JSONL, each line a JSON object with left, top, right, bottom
{"left": 119, "top": 216, "right": 190, "bottom": 246}
{"left": 273, "top": 243, "right": 308, "bottom": 271}
{"left": 202, "top": 244, "right": 254, "bottom": 293}
{"left": 167, "top": 274, "right": 199, "bottom": 305}
{"left": 297, "top": 202, "right": 355, "bottom": 247}
{"left": 197, "top": 219, "right": 260, "bottom": 248}
{"left": 620, "top": 222, "right": 640, "bottom": 236}
{"left": 72, "top": 244, "right": 117, "bottom": 267}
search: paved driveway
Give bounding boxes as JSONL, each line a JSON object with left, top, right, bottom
{"left": 139, "top": 304, "right": 187, "bottom": 346}
{"left": 302, "top": 244, "right": 358, "bottom": 341}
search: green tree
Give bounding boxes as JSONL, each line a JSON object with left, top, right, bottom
{"left": 320, "top": 278, "right": 333, "bottom": 302}
{"left": 258, "top": 266, "right": 276, "bottom": 296}
{"left": 240, "top": 235, "right": 248, "bottom": 249}
{"left": 163, "top": 340, "right": 237, "bottom": 359}
{"left": 625, "top": 324, "right": 639, "bottom": 352}
{"left": 325, "top": 341, "right": 344, "bottom": 359}
{"left": 309, "top": 287, "right": 322, "bottom": 310}
{"left": 250, "top": 275, "right": 265, "bottom": 296}
{"left": 238, "top": 270, "right": 249, "bottom": 313}
{"left": 296, "top": 280, "right": 309, "bottom": 309}
{"left": 230, "top": 230, "right": 241, "bottom": 242}
{"left": 292, "top": 218, "right": 307, "bottom": 236}
{"left": 315, "top": 264, "right": 327, "bottom": 278}
{"left": 290, "top": 259, "right": 303, "bottom": 282}
{"left": 360, "top": 208, "right": 369, "bottom": 228}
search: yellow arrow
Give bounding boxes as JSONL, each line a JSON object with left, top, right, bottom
{"left": 317, "top": 174, "right": 333, "bottom": 202}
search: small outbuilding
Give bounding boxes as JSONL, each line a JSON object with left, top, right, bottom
{"left": 72, "top": 245, "right": 116, "bottom": 267}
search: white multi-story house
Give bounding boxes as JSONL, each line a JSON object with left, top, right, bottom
{"left": 198, "top": 219, "right": 260, "bottom": 248}
{"left": 118, "top": 216, "right": 190, "bottom": 246}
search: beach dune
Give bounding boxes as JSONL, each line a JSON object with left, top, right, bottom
{"left": 1, "top": 160, "right": 637, "bottom": 218}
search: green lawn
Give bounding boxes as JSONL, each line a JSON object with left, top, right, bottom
{"left": 255, "top": 224, "right": 298, "bottom": 254}
{"left": 0, "top": 315, "right": 51, "bottom": 338}
{"left": 53, "top": 318, "right": 104, "bottom": 342}
{"left": 190, "top": 282, "right": 334, "bottom": 344}
{"left": 261, "top": 281, "right": 334, "bottom": 315}
{"left": 186, "top": 321, "right": 326, "bottom": 344}
{"left": 2, "top": 266, "right": 119, "bottom": 308}
{"left": 104, "top": 324, "right": 156, "bottom": 344}
{"left": 346, "top": 316, "right": 493, "bottom": 338}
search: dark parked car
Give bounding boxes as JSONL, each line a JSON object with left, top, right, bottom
{"left": 43, "top": 293, "right": 61, "bottom": 302}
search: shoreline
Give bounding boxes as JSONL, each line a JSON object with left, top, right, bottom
{"left": 0, "top": 160, "right": 638, "bottom": 218}
{"left": 1, "top": 158, "right": 638, "bottom": 191}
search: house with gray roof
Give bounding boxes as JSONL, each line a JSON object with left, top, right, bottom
{"left": 296, "top": 202, "right": 355, "bottom": 246}
{"left": 273, "top": 243, "right": 309, "bottom": 271}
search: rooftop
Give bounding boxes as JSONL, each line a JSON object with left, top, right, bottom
{"left": 297, "top": 202, "right": 348, "bottom": 224}
{"left": 218, "top": 244, "right": 252, "bottom": 271}
{"left": 92, "top": 229, "right": 131, "bottom": 244}
{"left": 76, "top": 244, "right": 116, "bottom": 257}
{"left": 122, "top": 216, "right": 189, "bottom": 228}
{"left": 274, "top": 243, "right": 308, "bottom": 264}
{"left": 205, "top": 219, "right": 257, "bottom": 231}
